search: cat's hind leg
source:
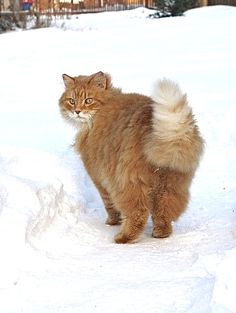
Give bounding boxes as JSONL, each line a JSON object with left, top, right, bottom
{"left": 113, "top": 185, "right": 149, "bottom": 244}
{"left": 151, "top": 170, "right": 189, "bottom": 238}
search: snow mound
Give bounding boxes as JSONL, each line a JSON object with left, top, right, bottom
{"left": 185, "top": 5, "right": 236, "bottom": 19}
{"left": 25, "top": 180, "right": 108, "bottom": 256}
{"left": 53, "top": 7, "right": 153, "bottom": 31}
{"left": 0, "top": 147, "right": 92, "bottom": 253}
{"left": 26, "top": 182, "right": 79, "bottom": 248}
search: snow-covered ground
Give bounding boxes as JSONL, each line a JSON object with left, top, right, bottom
{"left": 0, "top": 5, "right": 236, "bottom": 313}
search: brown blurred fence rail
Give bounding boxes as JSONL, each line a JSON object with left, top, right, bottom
{"left": 0, "top": 0, "right": 235, "bottom": 32}
{"left": 0, "top": 0, "right": 149, "bottom": 14}
{"left": 208, "top": 0, "right": 236, "bottom": 4}
{"left": 1, "top": 0, "right": 236, "bottom": 16}
{"left": 1, "top": 0, "right": 236, "bottom": 14}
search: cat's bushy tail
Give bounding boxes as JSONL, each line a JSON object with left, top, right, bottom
{"left": 144, "top": 79, "right": 204, "bottom": 173}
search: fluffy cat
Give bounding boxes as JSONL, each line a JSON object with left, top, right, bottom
{"left": 59, "top": 71, "right": 204, "bottom": 244}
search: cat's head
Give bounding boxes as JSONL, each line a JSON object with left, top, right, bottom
{"left": 59, "top": 71, "right": 113, "bottom": 128}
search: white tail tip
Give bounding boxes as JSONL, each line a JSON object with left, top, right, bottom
{"left": 152, "top": 78, "right": 184, "bottom": 107}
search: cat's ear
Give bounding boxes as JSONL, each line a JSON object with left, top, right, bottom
{"left": 62, "top": 74, "right": 75, "bottom": 88}
{"left": 89, "top": 71, "right": 111, "bottom": 89}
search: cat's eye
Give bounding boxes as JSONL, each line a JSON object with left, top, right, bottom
{"left": 85, "top": 98, "right": 93, "bottom": 105}
{"left": 69, "top": 98, "right": 76, "bottom": 105}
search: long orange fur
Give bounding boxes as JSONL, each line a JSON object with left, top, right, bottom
{"left": 59, "top": 71, "right": 204, "bottom": 243}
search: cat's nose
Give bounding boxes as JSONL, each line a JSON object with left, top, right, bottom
{"left": 75, "top": 110, "right": 81, "bottom": 115}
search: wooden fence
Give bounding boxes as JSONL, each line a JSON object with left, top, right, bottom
{"left": 0, "top": 0, "right": 148, "bottom": 14}
{"left": 0, "top": 0, "right": 235, "bottom": 28}
{"left": 209, "top": 0, "right": 236, "bottom": 4}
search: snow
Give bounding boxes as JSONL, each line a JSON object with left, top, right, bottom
{"left": 0, "top": 5, "right": 236, "bottom": 313}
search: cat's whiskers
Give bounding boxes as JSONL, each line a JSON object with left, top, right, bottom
{"left": 67, "top": 111, "right": 80, "bottom": 125}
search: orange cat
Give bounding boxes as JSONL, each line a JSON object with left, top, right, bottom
{"left": 59, "top": 71, "right": 204, "bottom": 244}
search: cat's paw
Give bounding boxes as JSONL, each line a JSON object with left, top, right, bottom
{"left": 114, "top": 232, "right": 137, "bottom": 244}
{"left": 152, "top": 224, "right": 172, "bottom": 238}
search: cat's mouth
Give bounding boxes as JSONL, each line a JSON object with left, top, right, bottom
{"left": 77, "top": 112, "right": 90, "bottom": 123}
{"left": 78, "top": 116, "right": 88, "bottom": 123}
{"left": 66, "top": 111, "right": 92, "bottom": 127}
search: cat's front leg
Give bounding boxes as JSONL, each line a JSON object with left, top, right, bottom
{"left": 105, "top": 207, "right": 122, "bottom": 226}
{"left": 113, "top": 186, "right": 149, "bottom": 244}
{"left": 102, "top": 193, "right": 122, "bottom": 226}
{"left": 94, "top": 181, "right": 122, "bottom": 226}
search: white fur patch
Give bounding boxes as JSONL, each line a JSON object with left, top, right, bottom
{"left": 78, "top": 112, "right": 90, "bottom": 121}
{"left": 152, "top": 79, "right": 183, "bottom": 107}
{"left": 151, "top": 79, "right": 193, "bottom": 140}
{"left": 66, "top": 111, "right": 90, "bottom": 127}
{"left": 68, "top": 111, "right": 78, "bottom": 120}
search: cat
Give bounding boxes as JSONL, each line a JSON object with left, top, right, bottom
{"left": 59, "top": 71, "right": 204, "bottom": 244}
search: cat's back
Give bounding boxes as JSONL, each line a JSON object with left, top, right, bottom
{"left": 77, "top": 91, "right": 153, "bottom": 164}
{"left": 99, "top": 92, "right": 153, "bottom": 129}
